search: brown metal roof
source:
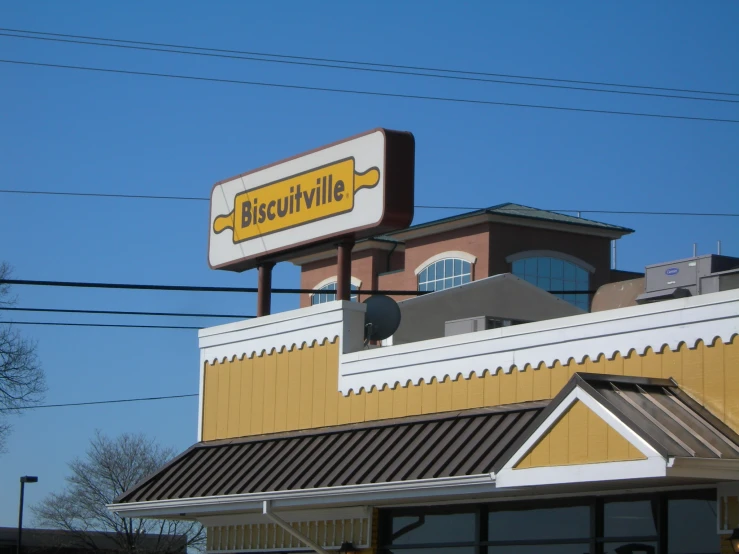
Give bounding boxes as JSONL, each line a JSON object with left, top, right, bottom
{"left": 117, "top": 403, "right": 546, "bottom": 504}
{"left": 494, "top": 373, "right": 739, "bottom": 472}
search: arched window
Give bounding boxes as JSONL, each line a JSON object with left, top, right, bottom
{"left": 417, "top": 258, "right": 472, "bottom": 292}
{"left": 509, "top": 253, "right": 591, "bottom": 310}
{"left": 311, "top": 282, "right": 359, "bottom": 305}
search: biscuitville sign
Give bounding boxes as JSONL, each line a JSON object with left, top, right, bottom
{"left": 208, "top": 128, "right": 415, "bottom": 272}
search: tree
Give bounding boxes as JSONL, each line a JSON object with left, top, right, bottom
{"left": 33, "top": 431, "right": 205, "bottom": 553}
{"left": 0, "top": 261, "right": 46, "bottom": 452}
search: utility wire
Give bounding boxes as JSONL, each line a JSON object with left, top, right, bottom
{"left": 2, "top": 59, "right": 737, "bottom": 125}
{"left": 2, "top": 31, "right": 735, "bottom": 105}
{"left": 0, "top": 306, "right": 254, "bottom": 319}
{"left": 0, "top": 393, "right": 198, "bottom": 411}
{"left": 3, "top": 26, "right": 737, "bottom": 98}
{"left": 1, "top": 188, "right": 737, "bottom": 217}
{"left": 8, "top": 321, "right": 203, "bottom": 330}
{"left": 0, "top": 279, "right": 426, "bottom": 296}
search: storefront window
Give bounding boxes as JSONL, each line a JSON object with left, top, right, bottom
{"left": 379, "top": 490, "right": 717, "bottom": 554}
{"left": 488, "top": 505, "right": 590, "bottom": 542}
{"left": 668, "top": 496, "right": 717, "bottom": 553}
{"left": 603, "top": 500, "right": 657, "bottom": 538}
{"left": 390, "top": 512, "right": 475, "bottom": 546}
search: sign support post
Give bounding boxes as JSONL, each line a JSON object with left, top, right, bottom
{"left": 336, "top": 239, "right": 355, "bottom": 301}
{"left": 257, "top": 262, "right": 275, "bottom": 317}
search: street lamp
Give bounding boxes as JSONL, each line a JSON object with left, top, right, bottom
{"left": 17, "top": 476, "right": 38, "bottom": 554}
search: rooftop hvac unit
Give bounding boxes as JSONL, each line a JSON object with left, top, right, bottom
{"left": 636, "top": 254, "right": 739, "bottom": 304}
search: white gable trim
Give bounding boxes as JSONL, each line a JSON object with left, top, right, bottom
{"left": 495, "top": 385, "right": 664, "bottom": 488}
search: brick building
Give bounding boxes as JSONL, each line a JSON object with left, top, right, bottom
{"left": 292, "top": 202, "right": 637, "bottom": 311}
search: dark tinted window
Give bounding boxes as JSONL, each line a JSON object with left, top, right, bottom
{"left": 488, "top": 505, "right": 590, "bottom": 541}
{"left": 604, "top": 500, "right": 657, "bottom": 538}
{"left": 390, "top": 512, "right": 475, "bottom": 545}
{"left": 668, "top": 498, "right": 717, "bottom": 553}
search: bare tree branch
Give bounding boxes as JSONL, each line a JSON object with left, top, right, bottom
{"left": 33, "top": 431, "right": 204, "bottom": 553}
{"left": 0, "top": 262, "right": 46, "bottom": 452}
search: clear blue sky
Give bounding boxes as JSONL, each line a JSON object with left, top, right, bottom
{"left": 0, "top": 1, "right": 737, "bottom": 526}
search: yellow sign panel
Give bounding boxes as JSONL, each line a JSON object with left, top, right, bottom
{"left": 213, "top": 158, "right": 380, "bottom": 244}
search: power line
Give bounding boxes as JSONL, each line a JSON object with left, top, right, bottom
{"left": 3, "top": 58, "right": 737, "bottom": 125}
{"left": 0, "top": 393, "right": 198, "bottom": 411}
{"left": 3, "top": 26, "right": 737, "bottom": 98}
{"left": 1, "top": 189, "right": 737, "bottom": 217}
{"left": 0, "top": 279, "right": 426, "bottom": 296}
{"left": 2, "top": 31, "right": 736, "bottom": 105}
{"left": 8, "top": 321, "right": 203, "bottom": 330}
{"left": 0, "top": 306, "right": 254, "bottom": 319}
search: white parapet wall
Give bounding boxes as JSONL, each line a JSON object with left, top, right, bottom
{"left": 197, "top": 290, "right": 739, "bottom": 404}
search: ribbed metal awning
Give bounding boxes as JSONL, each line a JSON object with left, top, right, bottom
{"left": 116, "top": 403, "right": 545, "bottom": 504}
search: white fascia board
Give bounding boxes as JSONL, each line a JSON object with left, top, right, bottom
{"left": 338, "top": 289, "right": 739, "bottom": 395}
{"left": 199, "top": 301, "right": 366, "bottom": 364}
{"left": 107, "top": 474, "right": 495, "bottom": 519}
{"left": 496, "top": 458, "right": 667, "bottom": 488}
{"left": 498, "top": 386, "right": 661, "bottom": 479}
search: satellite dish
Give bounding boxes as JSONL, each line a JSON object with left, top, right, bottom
{"left": 363, "top": 295, "right": 401, "bottom": 341}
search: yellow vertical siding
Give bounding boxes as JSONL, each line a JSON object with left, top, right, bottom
{"left": 200, "top": 336, "right": 739, "bottom": 441}
{"left": 515, "top": 400, "right": 646, "bottom": 469}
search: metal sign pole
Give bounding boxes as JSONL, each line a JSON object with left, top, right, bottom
{"left": 336, "top": 240, "right": 355, "bottom": 301}
{"left": 257, "top": 262, "right": 275, "bottom": 317}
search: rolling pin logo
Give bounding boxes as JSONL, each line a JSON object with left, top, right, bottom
{"left": 213, "top": 157, "right": 380, "bottom": 244}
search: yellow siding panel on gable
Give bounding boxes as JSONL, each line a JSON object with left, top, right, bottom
{"left": 483, "top": 371, "right": 500, "bottom": 407}
{"left": 500, "top": 370, "right": 517, "bottom": 406}
{"left": 725, "top": 340, "right": 739, "bottom": 431}
{"left": 704, "top": 339, "right": 725, "bottom": 422}
{"left": 202, "top": 363, "right": 218, "bottom": 441}
{"left": 568, "top": 400, "right": 589, "bottom": 464}
{"left": 421, "top": 379, "right": 437, "bottom": 414}
{"left": 681, "top": 342, "right": 704, "bottom": 404}
{"left": 228, "top": 357, "right": 242, "bottom": 438}
{"left": 234, "top": 355, "right": 248, "bottom": 437}
{"left": 200, "top": 335, "right": 738, "bottom": 441}
{"left": 623, "top": 350, "right": 642, "bottom": 378}
{"left": 467, "top": 374, "right": 484, "bottom": 408}
{"left": 262, "top": 351, "right": 277, "bottom": 434}
{"left": 274, "top": 349, "right": 289, "bottom": 432}
{"left": 250, "top": 355, "right": 265, "bottom": 435}
{"left": 436, "top": 377, "right": 453, "bottom": 413}
{"left": 452, "top": 377, "right": 468, "bottom": 410}
{"left": 337, "top": 391, "right": 351, "bottom": 425}
{"left": 392, "top": 384, "right": 408, "bottom": 419}
{"left": 515, "top": 400, "right": 646, "bottom": 469}
{"left": 365, "top": 387, "right": 379, "bottom": 421}
{"left": 532, "top": 363, "right": 550, "bottom": 401}
{"left": 286, "top": 348, "right": 302, "bottom": 431}
{"left": 517, "top": 366, "right": 534, "bottom": 403}
{"left": 216, "top": 359, "right": 231, "bottom": 439}
{"left": 407, "top": 383, "right": 423, "bottom": 416}
{"left": 324, "top": 340, "right": 339, "bottom": 427}
{"left": 350, "top": 390, "right": 366, "bottom": 423}
{"left": 298, "top": 347, "right": 314, "bottom": 429}
{"left": 378, "top": 385, "right": 394, "bottom": 420}
{"left": 311, "top": 341, "right": 327, "bottom": 428}
{"left": 587, "top": 404, "right": 608, "bottom": 463}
